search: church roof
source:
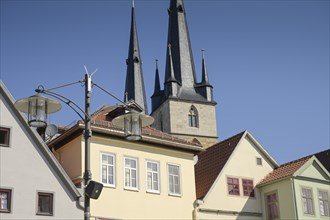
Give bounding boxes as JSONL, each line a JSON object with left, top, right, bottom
{"left": 124, "top": 1, "right": 148, "bottom": 114}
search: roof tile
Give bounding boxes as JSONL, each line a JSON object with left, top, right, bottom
{"left": 194, "top": 131, "right": 245, "bottom": 199}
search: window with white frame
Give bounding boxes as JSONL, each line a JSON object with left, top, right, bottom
{"left": 302, "top": 187, "right": 314, "bottom": 215}
{"left": 124, "top": 157, "right": 138, "bottom": 190}
{"left": 146, "top": 160, "right": 160, "bottom": 193}
{"left": 168, "top": 164, "right": 181, "bottom": 195}
{"left": 101, "top": 153, "right": 115, "bottom": 186}
{"left": 319, "top": 190, "right": 329, "bottom": 216}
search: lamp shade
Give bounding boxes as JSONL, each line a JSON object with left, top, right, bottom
{"left": 112, "top": 111, "right": 154, "bottom": 141}
{"left": 14, "top": 94, "right": 62, "bottom": 127}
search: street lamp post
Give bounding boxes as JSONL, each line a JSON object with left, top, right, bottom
{"left": 14, "top": 72, "right": 154, "bottom": 220}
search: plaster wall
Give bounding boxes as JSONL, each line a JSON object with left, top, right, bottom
{"left": 88, "top": 135, "right": 197, "bottom": 220}
{"left": 198, "top": 137, "right": 274, "bottom": 220}
{"left": 57, "top": 137, "right": 82, "bottom": 184}
{"left": 0, "top": 94, "right": 82, "bottom": 219}
{"left": 259, "top": 179, "right": 295, "bottom": 220}
{"left": 294, "top": 176, "right": 330, "bottom": 219}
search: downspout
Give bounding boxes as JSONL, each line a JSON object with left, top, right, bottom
{"left": 291, "top": 178, "right": 299, "bottom": 220}
{"left": 193, "top": 199, "right": 204, "bottom": 220}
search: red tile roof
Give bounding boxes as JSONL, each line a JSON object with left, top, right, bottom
{"left": 50, "top": 105, "right": 203, "bottom": 153}
{"left": 258, "top": 149, "right": 329, "bottom": 186}
{"left": 194, "top": 131, "right": 245, "bottom": 199}
{"left": 257, "top": 157, "right": 310, "bottom": 186}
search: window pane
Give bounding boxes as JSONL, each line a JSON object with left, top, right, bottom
{"left": 1, "top": 192, "right": 7, "bottom": 209}
{"left": 37, "top": 193, "right": 53, "bottom": 215}
{"left": 0, "top": 128, "right": 9, "bottom": 146}
{"left": 319, "top": 191, "right": 329, "bottom": 216}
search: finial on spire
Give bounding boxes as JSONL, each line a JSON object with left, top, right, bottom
{"left": 201, "top": 48, "right": 205, "bottom": 58}
{"left": 156, "top": 59, "right": 159, "bottom": 68}
{"left": 132, "top": 0, "right": 135, "bottom": 8}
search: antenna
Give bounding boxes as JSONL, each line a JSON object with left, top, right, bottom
{"left": 84, "top": 65, "right": 98, "bottom": 77}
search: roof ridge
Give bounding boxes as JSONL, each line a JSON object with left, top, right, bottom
{"left": 207, "top": 131, "right": 245, "bottom": 150}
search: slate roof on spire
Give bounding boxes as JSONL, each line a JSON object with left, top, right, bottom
{"left": 201, "top": 49, "right": 211, "bottom": 86}
{"left": 153, "top": 59, "right": 161, "bottom": 95}
{"left": 124, "top": 1, "right": 148, "bottom": 114}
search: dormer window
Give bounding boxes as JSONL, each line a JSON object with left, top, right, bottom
{"left": 188, "top": 106, "right": 198, "bottom": 128}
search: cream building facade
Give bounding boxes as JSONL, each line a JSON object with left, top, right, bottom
{"left": 49, "top": 106, "right": 203, "bottom": 220}
{"left": 258, "top": 154, "right": 330, "bottom": 220}
{"left": 194, "top": 131, "right": 278, "bottom": 220}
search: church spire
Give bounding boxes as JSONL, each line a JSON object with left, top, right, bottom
{"left": 153, "top": 59, "right": 161, "bottom": 93}
{"left": 124, "top": 0, "right": 148, "bottom": 114}
{"left": 201, "top": 49, "right": 210, "bottom": 86}
{"left": 164, "top": 0, "right": 197, "bottom": 90}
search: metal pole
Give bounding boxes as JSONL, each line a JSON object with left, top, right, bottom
{"left": 83, "top": 73, "right": 92, "bottom": 220}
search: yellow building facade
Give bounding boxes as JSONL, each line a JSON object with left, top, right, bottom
{"left": 49, "top": 116, "right": 202, "bottom": 220}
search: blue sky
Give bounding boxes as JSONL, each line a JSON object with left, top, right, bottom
{"left": 1, "top": 0, "right": 329, "bottom": 164}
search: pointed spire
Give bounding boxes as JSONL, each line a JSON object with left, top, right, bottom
{"left": 124, "top": 1, "right": 148, "bottom": 114}
{"left": 166, "top": 44, "right": 177, "bottom": 83}
{"left": 153, "top": 59, "right": 161, "bottom": 93}
{"left": 201, "top": 49, "right": 210, "bottom": 85}
{"left": 164, "top": 0, "right": 197, "bottom": 88}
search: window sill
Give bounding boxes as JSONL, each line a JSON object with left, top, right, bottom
{"left": 102, "top": 184, "right": 116, "bottom": 189}
{"left": 168, "top": 193, "right": 182, "bottom": 198}
{"left": 36, "top": 212, "right": 53, "bottom": 216}
{"left": 146, "top": 190, "right": 160, "bottom": 195}
{"left": 0, "top": 210, "right": 11, "bottom": 213}
{"left": 124, "top": 187, "right": 139, "bottom": 192}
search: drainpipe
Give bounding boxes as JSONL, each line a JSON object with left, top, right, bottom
{"left": 193, "top": 199, "right": 204, "bottom": 220}
{"left": 291, "top": 178, "right": 299, "bottom": 220}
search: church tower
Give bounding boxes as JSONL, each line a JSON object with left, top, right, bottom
{"left": 151, "top": 0, "right": 218, "bottom": 147}
{"left": 124, "top": 0, "right": 148, "bottom": 114}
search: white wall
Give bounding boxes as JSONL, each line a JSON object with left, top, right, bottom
{"left": 0, "top": 93, "right": 82, "bottom": 219}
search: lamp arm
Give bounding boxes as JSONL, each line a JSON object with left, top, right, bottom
{"left": 92, "top": 82, "right": 126, "bottom": 105}
{"left": 36, "top": 80, "right": 84, "bottom": 92}
{"left": 36, "top": 89, "right": 88, "bottom": 121}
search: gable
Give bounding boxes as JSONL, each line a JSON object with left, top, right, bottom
{"left": 220, "top": 134, "right": 276, "bottom": 181}
{"left": 295, "top": 158, "right": 330, "bottom": 181}
{"left": 0, "top": 82, "right": 80, "bottom": 199}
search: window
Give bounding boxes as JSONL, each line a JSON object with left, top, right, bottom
{"left": 168, "top": 164, "right": 181, "bottom": 195}
{"left": 146, "top": 161, "right": 160, "bottom": 193}
{"left": 0, "top": 127, "right": 10, "bottom": 147}
{"left": 0, "top": 189, "right": 11, "bottom": 213}
{"left": 302, "top": 188, "right": 314, "bottom": 215}
{"left": 37, "top": 192, "right": 53, "bottom": 216}
{"left": 101, "top": 153, "right": 115, "bottom": 187}
{"left": 242, "top": 179, "right": 255, "bottom": 197}
{"left": 124, "top": 157, "right": 138, "bottom": 190}
{"left": 266, "top": 192, "right": 279, "bottom": 220}
{"left": 188, "top": 106, "right": 198, "bottom": 128}
{"left": 227, "top": 177, "right": 240, "bottom": 195}
{"left": 319, "top": 190, "right": 329, "bottom": 216}
{"left": 256, "top": 157, "right": 262, "bottom": 165}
